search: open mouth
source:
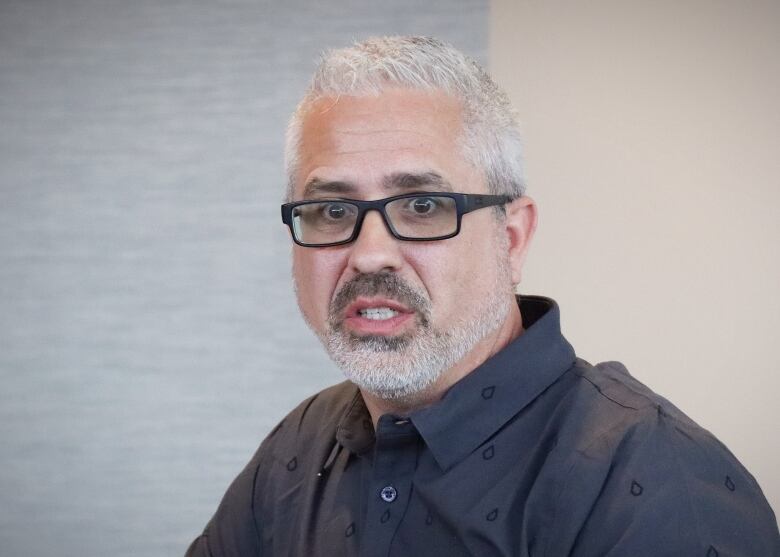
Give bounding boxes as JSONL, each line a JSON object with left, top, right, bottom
{"left": 358, "top": 307, "right": 399, "bottom": 320}
{"left": 342, "top": 298, "right": 415, "bottom": 335}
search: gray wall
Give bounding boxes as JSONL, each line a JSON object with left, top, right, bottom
{"left": 0, "top": 2, "right": 487, "bottom": 555}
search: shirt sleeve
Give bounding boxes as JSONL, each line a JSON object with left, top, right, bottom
{"left": 184, "top": 534, "right": 212, "bottom": 557}
{"left": 184, "top": 420, "right": 285, "bottom": 557}
{"left": 549, "top": 406, "right": 780, "bottom": 557}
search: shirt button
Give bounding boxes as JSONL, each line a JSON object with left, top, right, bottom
{"left": 380, "top": 486, "right": 397, "bottom": 502}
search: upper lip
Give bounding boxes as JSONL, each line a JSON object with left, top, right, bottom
{"left": 344, "top": 297, "right": 413, "bottom": 318}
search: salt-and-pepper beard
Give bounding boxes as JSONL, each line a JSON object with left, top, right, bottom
{"left": 319, "top": 253, "right": 513, "bottom": 403}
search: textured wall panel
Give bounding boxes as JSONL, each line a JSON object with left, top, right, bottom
{"left": 0, "top": 1, "right": 487, "bottom": 555}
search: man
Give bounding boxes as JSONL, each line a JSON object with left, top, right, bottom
{"left": 187, "top": 36, "right": 779, "bottom": 556}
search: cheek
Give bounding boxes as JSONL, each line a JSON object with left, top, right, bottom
{"left": 292, "top": 249, "right": 344, "bottom": 324}
{"left": 411, "top": 226, "right": 502, "bottom": 309}
{"left": 403, "top": 244, "right": 469, "bottom": 304}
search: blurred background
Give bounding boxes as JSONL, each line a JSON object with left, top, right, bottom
{"left": 492, "top": 0, "right": 780, "bottom": 530}
{"left": 0, "top": 1, "right": 487, "bottom": 555}
{"left": 0, "top": 1, "right": 776, "bottom": 555}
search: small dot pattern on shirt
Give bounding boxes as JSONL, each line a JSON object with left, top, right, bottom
{"left": 204, "top": 299, "right": 780, "bottom": 557}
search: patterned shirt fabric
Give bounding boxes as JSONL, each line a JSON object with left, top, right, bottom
{"left": 186, "top": 296, "right": 780, "bottom": 556}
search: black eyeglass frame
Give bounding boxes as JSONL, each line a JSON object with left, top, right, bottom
{"left": 280, "top": 192, "right": 514, "bottom": 248}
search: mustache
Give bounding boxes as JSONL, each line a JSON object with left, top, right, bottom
{"left": 329, "top": 272, "right": 430, "bottom": 321}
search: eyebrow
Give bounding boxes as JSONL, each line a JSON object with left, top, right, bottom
{"left": 301, "top": 171, "right": 453, "bottom": 199}
{"left": 302, "top": 179, "right": 357, "bottom": 199}
{"left": 382, "top": 171, "right": 453, "bottom": 192}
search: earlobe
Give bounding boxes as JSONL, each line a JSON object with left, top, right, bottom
{"left": 504, "top": 196, "right": 538, "bottom": 285}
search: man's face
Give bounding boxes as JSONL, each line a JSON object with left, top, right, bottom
{"left": 290, "top": 88, "right": 517, "bottom": 401}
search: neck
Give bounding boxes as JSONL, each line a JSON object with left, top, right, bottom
{"left": 362, "top": 299, "right": 524, "bottom": 426}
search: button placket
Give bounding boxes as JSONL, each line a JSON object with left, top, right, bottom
{"left": 359, "top": 415, "right": 420, "bottom": 557}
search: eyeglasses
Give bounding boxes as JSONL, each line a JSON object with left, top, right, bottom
{"left": 281, "top": 192, "right": 513, "bottom": 247}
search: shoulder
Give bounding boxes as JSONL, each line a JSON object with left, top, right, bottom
{"left": 561, "top": 359, "right": 751, "bottom": 461}
{"left": 191, "top": 381, "right": 359, "bottom": 556}
{"left": 252, "top": 380, "right": 359, "bottom": 472}
{"left": 546, "top": 359, "right": 779, "bottom": 556}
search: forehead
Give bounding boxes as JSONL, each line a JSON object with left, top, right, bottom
{"left": 294, "top": 88, "right": 484, "bottom": 199}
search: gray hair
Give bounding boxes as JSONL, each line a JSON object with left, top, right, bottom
{"left": 284, "top": 36, "right": 525, "bottom": 201}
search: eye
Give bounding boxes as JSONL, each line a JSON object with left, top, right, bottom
{"left": 322, "top": 203, "right": 349, "bottom": 220}
{"left": 411, "top": 197, "right": 437, "bottom": 215}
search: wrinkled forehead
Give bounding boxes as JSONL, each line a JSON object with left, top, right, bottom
{"left": 292, "top": 89, "right": 483, "bottom": 200}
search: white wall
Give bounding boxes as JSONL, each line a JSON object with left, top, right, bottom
{"left": 491, "top": 0, "right": 779, "bottom": 516}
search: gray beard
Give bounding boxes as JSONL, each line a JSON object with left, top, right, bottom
{"left": 322, "top": 271, "right": 512, "bottom": 402}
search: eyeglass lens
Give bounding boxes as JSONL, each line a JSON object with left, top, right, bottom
{"left": 291, "top": 195, "right": 458, "bottom": 245}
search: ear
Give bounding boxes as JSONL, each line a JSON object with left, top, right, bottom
{"left": 503, "top": 196, "right": 538, "bottom": 285}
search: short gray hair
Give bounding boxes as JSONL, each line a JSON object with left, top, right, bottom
{"left": 284, "top": 36, "right": 525, "bottom": 201}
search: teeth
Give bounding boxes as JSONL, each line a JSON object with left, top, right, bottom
{"left": 359, "top": 307, "right": 399, "bottom": 320}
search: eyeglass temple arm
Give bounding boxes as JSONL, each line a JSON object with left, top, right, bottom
{"left": 461, "top": 194, "right": 515, "bottom": 214}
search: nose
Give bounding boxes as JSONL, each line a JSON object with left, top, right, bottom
{"left": 346, "top": 209, "right": 404, "bottom": 274}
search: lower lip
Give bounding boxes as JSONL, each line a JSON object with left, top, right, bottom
{"left": 343, "top": 312, "right": 414, "bottom": 335}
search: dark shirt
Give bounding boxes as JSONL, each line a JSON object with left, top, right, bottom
{"left": 186, "top": 296, "right": 779, "bottom": 556}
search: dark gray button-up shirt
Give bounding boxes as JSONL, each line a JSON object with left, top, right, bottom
{"left": 186, "top": 296, "right": 779, "bottom": 556}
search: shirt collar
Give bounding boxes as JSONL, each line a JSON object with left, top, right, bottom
{"left": 335, "top": 388, "right": 375, "bottom": 455}
{"left": 334, "top": 296, "right": 576, "bottom": 470}
{"left": 410, "top": 295, "right": 576, "bottom": 471}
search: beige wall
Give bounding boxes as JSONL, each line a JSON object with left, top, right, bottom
{"left": 491, "top": 0, "right": 779, "bottom": 516}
